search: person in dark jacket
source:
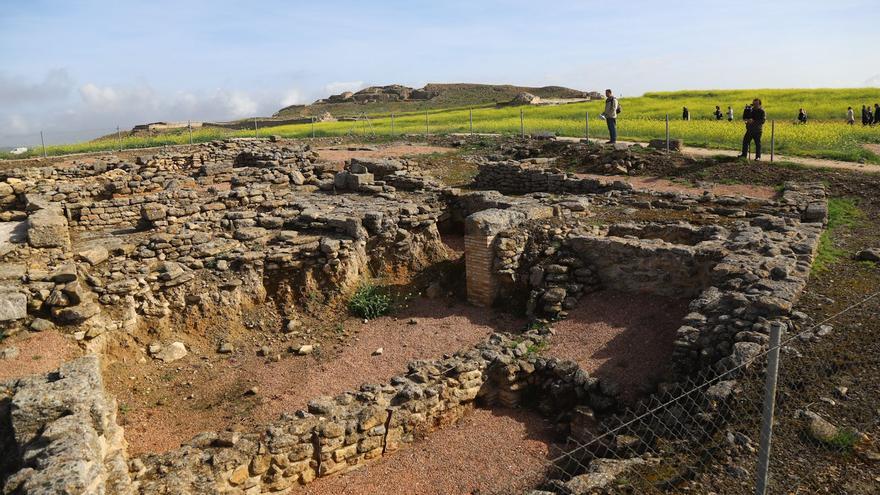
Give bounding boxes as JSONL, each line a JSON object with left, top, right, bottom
{"left": 742, "top": 104, "right": 753, "bottom": 121}
{"left": 714, "top": 106, "right": 723, "bottom": 120}
{"left": 797, "top": 108, "right": 807, "bottom": 124}
{"left": 682, "top": 107, "right": 690, "bottom": 121}
{"left": 863, "top": 105, "right": 870, "bottom": 126}
{"left": 738, "top": 98, "right": 766, "bottom": 160}
{"left": 874, "top": 104, "right": 880, "bottom": 126}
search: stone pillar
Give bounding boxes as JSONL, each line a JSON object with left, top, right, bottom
{"left": 464, "top": 209, "right": 526, "bottom": 307}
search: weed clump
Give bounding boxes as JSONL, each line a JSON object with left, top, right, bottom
{"left": 349, "top": 284, "right": 392, "bottom": 320}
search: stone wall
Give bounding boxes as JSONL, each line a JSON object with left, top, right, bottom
{"left": 0, "top": 139, "right": 453, "bottom": 343}
{"left": 0, "top": 357, "right": 131, "bottom": 495}
{"left": 472, "top": 161, "right": 633, "bottom": 195}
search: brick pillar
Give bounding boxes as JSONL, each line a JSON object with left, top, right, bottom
{"left": 464, "top": 209, "right": 526, "bottom": 307}
{"left": 464, "top": 231, "right": 496, "bottom": 307}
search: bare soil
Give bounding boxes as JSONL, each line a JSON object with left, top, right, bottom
{"left": 0, "top": 330, "right": 81, "bottom": 382}
{"left": 316, "top": 144, "right": 455, "bottom": 165}
{"left": 297, "top": 407, "right": 558, "bottom": 495}
{"left": 574, "top": 172, "right": 777, "bottom": 200}
{"left": 107, "top": 297, "right": 525, "bottom": 455}
{"left": 547, "top": 290, "right": 690, "bottom": 402}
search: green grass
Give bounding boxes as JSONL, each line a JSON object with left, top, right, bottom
{"left": 348, "top": 283, "right": 392, "bottom": 320}
{"left": 825, "top": 427, "right": 860, "bottom": 451}
{"left": 813, "top": 198, "right": 863, "bottom": 272}
{"left": 4, "top": 87, "right": 879, "bottom": 163}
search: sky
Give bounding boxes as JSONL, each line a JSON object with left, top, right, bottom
{"left": 1, "top": 0, "right": 879, "bottom": 146}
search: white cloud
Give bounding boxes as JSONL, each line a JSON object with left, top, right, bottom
{"left": 0, "top": 71, "right": 306, "bottom": 146}
{"left": 280, "top": 88, "right": 304, "bottom": 107}
{"left": 865, "top": 74, "right": 880, "bottom": 87}
{"left": 323, "top": 81, "right": 365, "bottom": 96}
{"left": 0, "top": 69, "right": 74, "bottom": 106}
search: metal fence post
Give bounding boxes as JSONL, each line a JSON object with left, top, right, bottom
{"left": 390, "top": 113, "right": 395, "bottom": 137}
{"left": 755, "top": 321, "right": 783, "bottom": 495}
{"left": 665, "top": 113, "right": 670, "bottom": 152}
{"left": 469, "top": 109, "right": 473, "bottom": 135}
{"left": 520, "top": 108, "right": 525, "bottom": 138}
{"left": 254, "top": 118, "right": 258, "bottom": 139}
{"left": 40, "top": 131, "right": 47, "bottom": 157}
{"left": 311, "top": 117, "right": 315, "bottom": 138}
{"left": 425, "top": 110, "right": 429, "bottom": 137}
{"left": 585, "top": 112, "right": 589, "bottom": 141}
{"left": 187, "top": 121, "right": 193, "bottom": 145}
{"left": 770, "top": 120, "right": 775, "bottom": 162}
{"left": 117, "top": 126, "right": 122, "bottom": 150}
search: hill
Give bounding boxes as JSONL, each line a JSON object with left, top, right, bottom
{"left": 273, "top": 83, "right": 599, "bottom": 118}
{"left": 6, "top": 87, "right": 879, "bottom": 163}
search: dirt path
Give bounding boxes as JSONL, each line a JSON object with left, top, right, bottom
{"left": 547, "top": 290, "right": 690, "bottom": 402}
{"left": 679, "top": 144, "right": 880, "bottom": 173}
{"left": 110, "top": 297, "right": 525, "bottom": 455}
{"left": 575, "top": 172, "right": 777, "bottom": 200}
{"left": 316, "top": 143, "right": 454, "bottom": 165}
{"left": 554, "top": 136, "right": 880, "bottom": 174}
{"left": 298, "top": 407, "right": 557, "bottom": 495}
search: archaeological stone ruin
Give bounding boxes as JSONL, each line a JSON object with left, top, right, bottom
{"left": 0, "top": 137, "right": 828, "bottom": 494}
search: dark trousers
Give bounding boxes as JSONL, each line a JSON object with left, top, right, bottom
{"left": 741, "top": 127, "right": 762, "bottom": 158}
{"left": 606, "top": 118, "right": 617, "bottom": 143}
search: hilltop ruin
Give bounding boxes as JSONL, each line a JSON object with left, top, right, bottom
{"left": 0, "top": 137, "right": 828, "bottom": 494}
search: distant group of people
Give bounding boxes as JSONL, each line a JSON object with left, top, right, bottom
{"left": 684, "top": 105, "right": 761, "bottom": 123}
{"left": 847, "top": 104, "right": 880, "bottom": 125}
{"left": 675, "top": 102, "right": 771, "bottom": 159}
{"left": 600, "top": 89, "right": 876, "bottom": 157}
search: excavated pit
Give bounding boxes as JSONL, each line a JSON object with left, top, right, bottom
{"left": 0, "top": 143, "right": 829, "bottom": 495}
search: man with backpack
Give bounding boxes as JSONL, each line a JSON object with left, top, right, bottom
{"left": 601, "top": 89, "right": 621, "bottom": 144}
{"left": 738, "top": 98, "right": 766, "bottom": 160}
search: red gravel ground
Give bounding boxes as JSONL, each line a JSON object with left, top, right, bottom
{"left": 575, "top": 172, "right": 777, "bottom": 200}
{"left": 547, "top": 290, "right": 690, "bottom": 401}
{"left": 114, "top": 298, "right": 525, "bottom": 455}
{"left": 316, "top": 144, "right": 455, "bottom": 165}
{"left": 298, "top": 407, "right": 558, "bottom": 495}
{"left": 0, "top": 330, "right": 81, "bottom": 382}
{"left": 253, "top": 299, "right": 525, "bottom": 422}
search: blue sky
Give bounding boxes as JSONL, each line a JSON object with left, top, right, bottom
{"left": 1, "top": 0, "right": 879, "bottom": 145}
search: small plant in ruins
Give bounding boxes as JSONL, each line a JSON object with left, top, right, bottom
{"left": 348, "top": 283, "right": 393, "bottom": 320}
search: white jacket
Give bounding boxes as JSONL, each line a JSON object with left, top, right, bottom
{"left": 603, "top": 97, "right": 619, "bottom": 119}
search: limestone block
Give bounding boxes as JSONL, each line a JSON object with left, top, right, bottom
{"left": 27, "top": 207, "right": 70, "bottom": 248}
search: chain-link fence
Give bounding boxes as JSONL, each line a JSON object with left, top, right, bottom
{"left": 492, "top": 290, "right": 880, "bottom": 495}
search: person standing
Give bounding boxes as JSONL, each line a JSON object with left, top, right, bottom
{"left": 863, "top": 105, "right": 870, "bottom": 126}
{"left": 727, "top": 106, "right": 734, "bottom": 121}
{"left": 682, "top": 107, "right": 690, "bottom": 121}
{"left": 874, "top": 104, "right": 880, "bottom": 126}
{"left": 714, "top": 106, "right": 723, "bottom": 120}
{"left": 738, "top": 98, "right": 766, "bottom": 160}
{"left": 847, "top": 106, "right": 855, "bottom": 125}
{"left": 601, "top": 89, "right": 620, "bottom": 144}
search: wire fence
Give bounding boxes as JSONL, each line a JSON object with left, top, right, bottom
{"left": 1, "top": 106, "right": 817, "bottom": 161}
{"left": 494, "top": 290, "right": 880, "bottom": 495}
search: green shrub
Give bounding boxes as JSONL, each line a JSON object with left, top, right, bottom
{"left": 349, "top": 284, "right": 392, "bottom": 320}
